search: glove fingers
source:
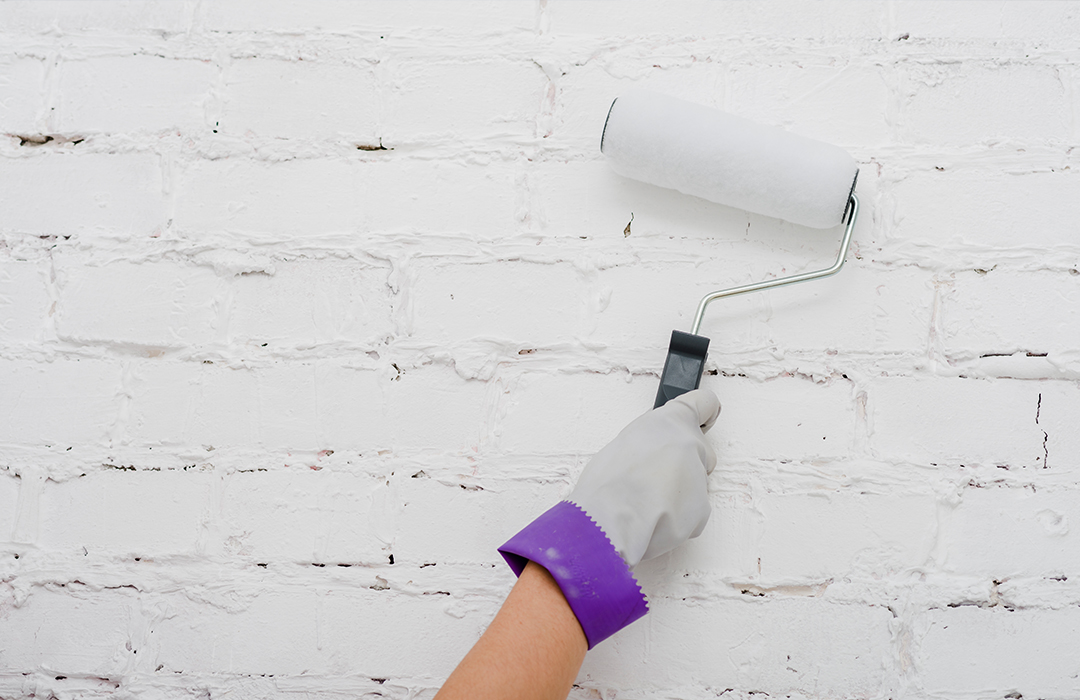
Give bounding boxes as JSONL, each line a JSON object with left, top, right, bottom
{"left": 668, "top": 388, "right": 721, "bottom": 431}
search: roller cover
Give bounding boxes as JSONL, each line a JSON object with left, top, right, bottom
{"left": 601, "top": 90, "right": 858, "bottom": 229}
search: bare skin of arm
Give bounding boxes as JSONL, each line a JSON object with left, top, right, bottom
{"left": 435, "top": 560, "right": 588, "bottom": 700}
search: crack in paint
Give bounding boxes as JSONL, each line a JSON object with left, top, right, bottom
{"left": 1036, "top": 392, "right": 1049, "bottom": 468}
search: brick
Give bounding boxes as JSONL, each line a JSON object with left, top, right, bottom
{"left": 904, "top": 63, "right": 1069, "bottom": 144}
{"left": 0, "top": 474, "right": 17, "bottom": 541}
{"left": 153, "top": 588, "right": 490, "bottom": 678}
{"left": 221, "top": 59, "right": 378, "bottom": 141}
{"left": 128, "top": 361, "right": 259, "bottom": 449}
{"left": 129, "top": 361, "right": 488, "bottom": 453}
{"left": 202, "top": 0, "right": 536, "bottom": 32}
{"left": 727, "top": 61, "right": 891, "bottom": 146}
{"left": 584, "top": 597, "right": 893, "bottom": 696}
{"left": 0, "top": 57, "right": 45, "bottom": 132}
{"left": 409, "top": 261, "right": 587, "bottom": 345}
{"left": 942, "top": 270, "right": 1080, "bottom": 356}
{"left": 0, "top": 2, "right": 192, "bottom": 32}
{"left": 216, "top": 470, "right": 387, "bottom": 562}
{"left": 58, "top": 56, "right": 214, "bottom": 133}
{"left": 249, "top": 365, "right": 319, "bottom": 453}
{"left": 56, "top": 260, "right": 226, "bottom": 347}
{"left": 888, "top": 169, "right": 1080, "bottom": 249}
{"left": 0, "top": 359, "right": 121, "bottom": 446}
{"left": 548, "top": 1, "right": 886, "bottom": 39}
{"left": 1074, "top": 65, "right": 1080, "bottom": 141}
{"left": 713, "top": 374, "right": 857, "bottom": 461}
{"left": 393, "top": 477, "right": 565, "bottom": 565}
{"left": 0, "top": 153, "right": 165, "bottom": 237}
{"left": 1038, "top": 381, "right": 1080, "bottom": 471}
{"left": 919, "top": 606, "right": 1080, "bottom": 696}
{"left": 892, "top": 2, "right": 1080, "bottom": 40}
{"left": 497, "top": 371, "right": 854, "bottom": 461}
{"left": 383, "top": 59, "right": 545, "bottom": 141}
{"left": 38, "top": 470, "right": 212, "bottom": 555}
{"left": 496, "top": 372, "right": 657, "bottom": 455}
{"left": 175, "top": 158, "right": 522, "bottom": 238}
{"left": 595, "top": 262, "right": 933, "bottom": 356}
{"left": 662, "top": 490, "right": 938, "bottom": 581}
{"left": 0, "top": 587, "right": 138, "bottom": 675}
{"left": 312, "top": 361, "right": 489, "bottom": 452}
{"left": 319, "top": 591, "right": 493, "bottom": 679}
{"left": 229, "top": 260, "right": 394, "bottom": 348}
{"left": 130, "top": 362, "right": 319, "bottom": 452}
{"left": 362, "top": 159, "right": 523, "bottom": 237}
{"left": 174, "top": 158, "right": 363, "bottom": 236}
{"left": 940, "top": 486, "right": 1080, "bottom": 578}
{"left": 0, "top": 260, "right": 51, "bottom": 344}
{"left": 869, "top": 376, "right": 1045, "bottom": 467}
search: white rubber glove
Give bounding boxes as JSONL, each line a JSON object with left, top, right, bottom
{"left": 568, "top": 388, "right": 721, "bottom": 568}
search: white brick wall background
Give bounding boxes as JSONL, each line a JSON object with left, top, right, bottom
{"left": 1, "top": 1, "right": 1079, "bottom": 698}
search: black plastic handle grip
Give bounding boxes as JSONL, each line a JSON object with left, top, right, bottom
{"left": 653, "top": 330, "right": 711, "bottom": 408}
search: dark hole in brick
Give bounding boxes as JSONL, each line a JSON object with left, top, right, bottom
{"left": 388, "top": 554, "right": 395, "bottom": 565}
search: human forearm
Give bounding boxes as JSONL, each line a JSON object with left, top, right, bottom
{"left": 435, "top": 561, "right": 587, "bottom": 700}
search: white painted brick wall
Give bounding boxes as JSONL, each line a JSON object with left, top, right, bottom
{"left": 2, "top": 2, "right": 1080, "bottom": 699}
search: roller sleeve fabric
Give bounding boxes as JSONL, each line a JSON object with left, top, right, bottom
{"left": 499, "top": 389, "right": 721, "bottom": 648}
{"left": 601, "top": 89, "right": 858, "bottom": 229}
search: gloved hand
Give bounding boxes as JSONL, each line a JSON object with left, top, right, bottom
{"left": 499, "top": 388, "right": 721, "bottom": 649}
{"left": 568, "top": 388, "right": 721, "bottom": 567}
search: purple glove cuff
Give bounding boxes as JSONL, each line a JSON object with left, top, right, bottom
{"left": 498, "top": 500, "right": 649, "bottom": 649}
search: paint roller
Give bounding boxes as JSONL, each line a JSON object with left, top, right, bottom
{"left": 600, "top": 90, "right": 860, "bottom": 408}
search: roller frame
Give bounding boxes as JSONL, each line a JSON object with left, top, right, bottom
{"left": 653, "top": 194, "right": 859, "bottom": 408}
{"left": 690, "top": 193, "right": 860, "bottom": 335}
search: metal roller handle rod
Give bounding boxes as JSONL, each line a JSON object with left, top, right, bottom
{"left": 689, "top": 194, "right": 859, "bottom": 336}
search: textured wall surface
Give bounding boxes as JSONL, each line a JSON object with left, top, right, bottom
{"left": 2, "top": 2, "right": 1080, "bottom": 698}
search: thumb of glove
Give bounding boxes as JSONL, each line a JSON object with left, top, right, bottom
{"left": 666, "top": 387, "right": 722, "bottom": 432}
